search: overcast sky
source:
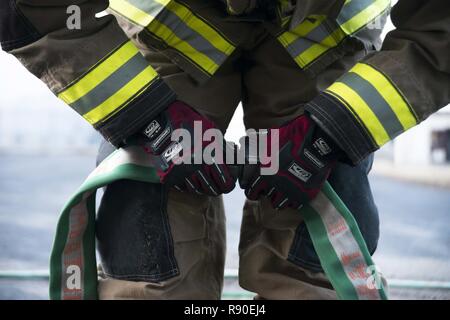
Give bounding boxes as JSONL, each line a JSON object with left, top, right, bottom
{"left": 0, "top": 51, "right": 65, "bottom": 110}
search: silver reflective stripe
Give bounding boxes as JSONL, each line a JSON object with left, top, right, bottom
{"left": 280, "top": 0, "right": 390, "bottom": 69}
{"left": 69, "top": 53, "right": 149, "bottom": 115}
{"left": 285, "top": 23, "right": 330, "bottom": 59}
{"left": 110, "top": 0, "right": 235, "bottom": 75}
{"left": 337, "top": 0, "right": 375, "bottom": 25}
{"left": 126, "top": 0, "right": 165, "bottom": 17}
{"left": 287, "top": 0, "right": 375, "bottom": 59}
{"left": 127, "top": 0, "right": 228, "bottom": 65}
{"left": 154, "top": 9, "right": 229, "bottom": 66}
{"left": 337, "top": 72, "right": 404, "bottom": 139}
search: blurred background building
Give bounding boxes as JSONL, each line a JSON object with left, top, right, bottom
{"left": 376, "top": 107, "right": 450, "bottom": 166}
{"left": 0, "top": 52, "right": 99, "bottom": 154}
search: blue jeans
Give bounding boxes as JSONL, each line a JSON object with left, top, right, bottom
{"left": 287, "top": 154, "right": 379, "bottom": 272}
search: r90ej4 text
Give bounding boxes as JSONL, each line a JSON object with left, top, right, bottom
{"left": 184, "top": 304, "right": 266, "bottom": 317}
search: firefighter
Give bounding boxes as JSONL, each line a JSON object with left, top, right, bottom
{"left": 1, "top": 0, "right": 448, "bottom": 299}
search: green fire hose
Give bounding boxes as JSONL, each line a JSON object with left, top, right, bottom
{"left": 49, "top": 145, "right": 388, "bottom": 300}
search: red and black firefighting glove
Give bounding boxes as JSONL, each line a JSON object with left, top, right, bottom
{"left": 239, "top": 114, "right": 343, "bottom": 209}
{"left": 141, "top": 101, "right": 237, "bottom": 196}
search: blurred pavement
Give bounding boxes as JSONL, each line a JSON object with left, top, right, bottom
{"left": 372, "top": 160, "right": 450, "bottom": 188}
{"left": 0, "top": 153, "right": 449, "bottom": 300}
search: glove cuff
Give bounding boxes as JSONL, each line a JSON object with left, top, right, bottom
{"left": 307, "top": 115, "right": 344, "bottom": 157}
{"left": 98, "top": 79, "right": 176, "bottom": 148}
{"left": 296, "top": 114, "right": 347, "bottom": 175}
{"left": 305, "top": 92, "right": 376, "bottom": 165}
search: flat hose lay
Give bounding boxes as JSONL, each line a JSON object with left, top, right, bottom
{"left": 49, "top": 145, "right": 388, "bottom": 300}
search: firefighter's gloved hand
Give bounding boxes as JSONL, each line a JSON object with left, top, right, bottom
{"left": 239, "top": 114, "right": 343, "bottom": 210}
{"left": 140, "top": 101, "right": 237, "bottom": 196}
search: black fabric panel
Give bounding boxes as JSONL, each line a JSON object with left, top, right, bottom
{"left": 305, "top": 92, "right": 377, "bottom": 165}
{"left": 96, "top": 78, "right": 177, "bottom": 148}
{"left": 96, "top": 180, "right": 179, "bottom": 282}
{"left": 0, "top": 0, "right": 41, "bottom": 51}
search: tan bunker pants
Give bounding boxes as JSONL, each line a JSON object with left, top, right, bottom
{"left": 96, "top": 22, "right": 379, "bottom": 300}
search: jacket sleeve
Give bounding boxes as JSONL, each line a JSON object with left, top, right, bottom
{"left": 305, "top": 0, "right": 450, "bottom": 164}
{"left": 0, "top": 0, "right": 176, "bottom": 147}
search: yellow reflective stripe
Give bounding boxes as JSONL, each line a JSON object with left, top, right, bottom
{"left": 109, "top": 0, "right": 154, "bottom": 26}
{"left": 278, "top": 15, "right": 327, "bottom": 47}
{"left": 58, "top": 41, "right": 138, "bottom": 105}
{"left": 147, "top": 20, "right": 219, "bottom": 74}
{"left": 350, "top": 63, "right": 416, "bottom": 130}
{"left": 152, "top": 0, "right": 172, "bottom": 7}
{"left": 166, "top": 1, "right": 234, "bottom": 57}
{"left": 109, "top": 0, "right": 172, "bottom": 26}
{"left": 83, "top": 66, "right": 158, "bottom": 125}
{"left": 295, "top": 0, "right": 389, "bottom": 67}
{"left": 295, "top": 28, "right": 347, "bottom": 67}
{"left": 110, "top": 1, "right": 234, "bottom": 75}
{"left": 326, "top": 82, "right": 390, "bottom": 146}
{"left": 339, "top": 0, "right": 390, "bottom": 35}
{"left": 279, "top": 0, "right": 390, "bottom": 69}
